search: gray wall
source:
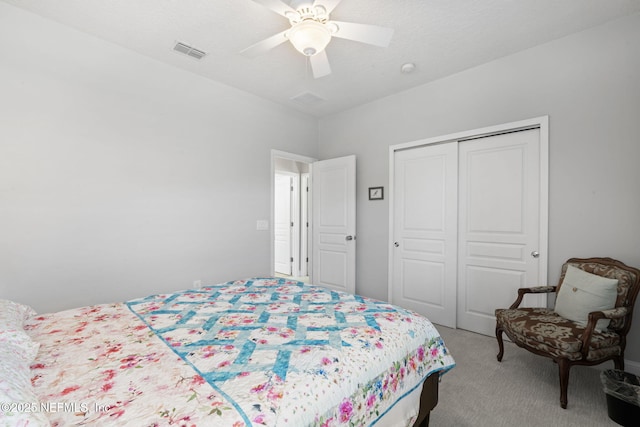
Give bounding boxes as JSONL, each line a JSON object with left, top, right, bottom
{"left": 0, "top": 3, "right": 318, "bottom": 312}
{"left": 318, "top": 14, "right": 640, "bottom": 366}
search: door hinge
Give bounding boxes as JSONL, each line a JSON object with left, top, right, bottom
{"left": 291, "top": 221, "right": 294, "bottom": 227}
{"left": 290, "top": 257, "right": 294, "bottom": 262}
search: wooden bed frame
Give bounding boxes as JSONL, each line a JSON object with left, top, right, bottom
{"left": 413, "top": 372, "right": 440, "bottom": 427}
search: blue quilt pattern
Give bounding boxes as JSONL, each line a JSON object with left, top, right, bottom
{"left": 127, "top": 278, "right": 405, "bottom": 384}
{"left": 126, "top": 278, "right": 455, "bottom": 426}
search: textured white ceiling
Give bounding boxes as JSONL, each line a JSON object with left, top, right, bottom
{"left": 4, "top": 0, "right": 640, "bottom": 117}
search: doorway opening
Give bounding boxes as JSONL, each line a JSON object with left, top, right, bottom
{"left": 271, "top": 150, "right": 315, "bottom": 282}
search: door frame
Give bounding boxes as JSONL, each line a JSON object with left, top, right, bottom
{"left": 387, "top": 116, "right": 549, "bottom": 305}
{"left": 300, "top": 173, "right": 310, "bottom": 276}
{"left": 271, "top": 150, "right": 317, "bottom": 278}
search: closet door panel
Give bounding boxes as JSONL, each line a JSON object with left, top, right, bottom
{"left": 391, "top": 143, "right": 457, "bottom": 328}
{"left": 457, "top": 129, "right": 544, "bottom": 336}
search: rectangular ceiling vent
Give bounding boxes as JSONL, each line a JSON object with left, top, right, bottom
{"left": 173, "top": 42, "right": 206, "bottom": 60}
{"left": 291, "top": 92, "right": 325, "bottom": 105}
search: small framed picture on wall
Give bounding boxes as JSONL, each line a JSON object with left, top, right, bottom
{"left": 368, "top": 186, "right": 384, "bottom": 200}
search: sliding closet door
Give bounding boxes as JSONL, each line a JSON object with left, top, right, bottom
{"left": 456, "top": 129, "right": 544, "bottom": 336}
{"left": 391, "top": 143, "right": 458, "bottom": 328}
{"left": 390, "top": 119, "right": 548, "bottom": 335}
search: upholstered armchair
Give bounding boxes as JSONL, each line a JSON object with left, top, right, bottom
{"left": 495, "top": 257, "right": 640, "bottom": 409}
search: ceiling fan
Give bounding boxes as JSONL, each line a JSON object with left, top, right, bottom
{"left": 240, "top": 0, "right": 394, "bottom": 78}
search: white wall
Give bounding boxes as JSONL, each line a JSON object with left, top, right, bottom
{"left": 318, "top": 14, "right": 640, "bottom": 364}
{"left": 0, "top": 3, "right": 317, "bottom": 312}
{"left": 3, "top": 1, "right": 640, "bottom": 366}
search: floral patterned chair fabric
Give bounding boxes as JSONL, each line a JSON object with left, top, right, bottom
{"left": 495, "top": 257, "right": 640, "bottom": 409}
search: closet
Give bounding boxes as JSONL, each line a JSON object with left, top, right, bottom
{"left": 389, "top": 118, "right": 548, "bottom": 336}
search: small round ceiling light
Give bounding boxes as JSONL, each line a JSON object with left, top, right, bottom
{"left": 401, "top": 62, "right": 416, "bottom": 74}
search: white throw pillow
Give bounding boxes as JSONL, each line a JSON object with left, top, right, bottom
{"left": 0, "top": 342, "right": 51, "bottom": 427}
{"left": 0, "top": 299, "right": 37, "bottom": 329}
{"left": 0, "top": 299, "right": 40, "bottom": 362}
{"left": 554, "top": 265, "right": 618, "bottom": 331}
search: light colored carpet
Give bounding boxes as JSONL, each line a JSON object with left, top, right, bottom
{"left": 429, "top": 326, "right": 620, "bottom": 427}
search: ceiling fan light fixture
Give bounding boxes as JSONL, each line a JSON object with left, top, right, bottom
{"left": 288, "top": 20, "right": 331, "bottom": 56}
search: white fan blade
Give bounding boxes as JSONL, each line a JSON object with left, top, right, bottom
{"left": 330, "top": 20, "right": 394, "bottom": 47}
{"left": 315, "top": 0, "right": 343, "bottom": 14}
{"left": 250, "top": 0, "right": 296, "bottom": 17}
{"left": 240, "top": 29, "right": 289, "bottom": 58}
{"left": 310, "top": 50, "right": 331, "bottom": 78}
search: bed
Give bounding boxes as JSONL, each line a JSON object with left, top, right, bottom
{"left": 2, "top": 278, "right": 455, "bottom": 426}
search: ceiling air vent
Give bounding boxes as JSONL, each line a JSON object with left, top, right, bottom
{"left": 291, "top": 92, "right": 325, "bottom": 105}
{"left": 173, "top": 42, "right": 206, "bottom": 60}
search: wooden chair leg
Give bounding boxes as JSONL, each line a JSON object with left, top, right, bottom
{"left": 496, "top": 326, "right": 505, "bottom": 362}
{"left": 614, "top": 356, "right": 625, "bottom": 371}
{"left": 558, "top": 358, "right": 570, "bottom": 409}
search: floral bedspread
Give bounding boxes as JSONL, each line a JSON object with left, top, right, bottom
{"left": 26, "top": 278, "right": 455, "bottom": 426}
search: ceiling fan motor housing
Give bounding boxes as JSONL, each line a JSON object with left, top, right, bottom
{"left": 286, "top": 4, "right": 328, "bottom": 25}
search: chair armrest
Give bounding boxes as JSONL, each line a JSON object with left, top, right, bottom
{"left": 580, "top": 307, "right": 629, "bottom": 358}
{"left": 594, "top": 307, "right": 628, "bottom": 320}
{"left": 509, "top": 286, "right": 557, "bottom": 309}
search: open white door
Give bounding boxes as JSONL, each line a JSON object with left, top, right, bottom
{"left": 311, "top": 155, "right": 356, "bottom": 294}
{"left": 274, "top": 173, "right": 292, "bottom": 275}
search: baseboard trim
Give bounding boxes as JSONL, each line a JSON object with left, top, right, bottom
{"left": 624, "top": 359, "right": 640, "bottom": 376}
{"left": 588, "top": 359, "right": 640, "bottom": 376}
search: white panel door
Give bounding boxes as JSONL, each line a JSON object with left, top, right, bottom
{"left": 300, "top": 173, "right": 310, "bottom": 277}
{"left": 312, "top": 155, "right": 356, "bottom": 294}
{"left": 392, "top": 143, "right": 458, "bottom": 327}
{"left": 274, "top": 173, "right": 292, "bottom": 275}
{"left": 457, "top": 129, "right": 545, "bottom": 336}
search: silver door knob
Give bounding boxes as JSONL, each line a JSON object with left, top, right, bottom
{"left": 531, "top": 251, "right": 539, "bottom": 258}
{"left": 345, "top": 235, "right": 354, "bottom": 241}
{"left": 394, "top": 242, "right": 399, "bottom": 247}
